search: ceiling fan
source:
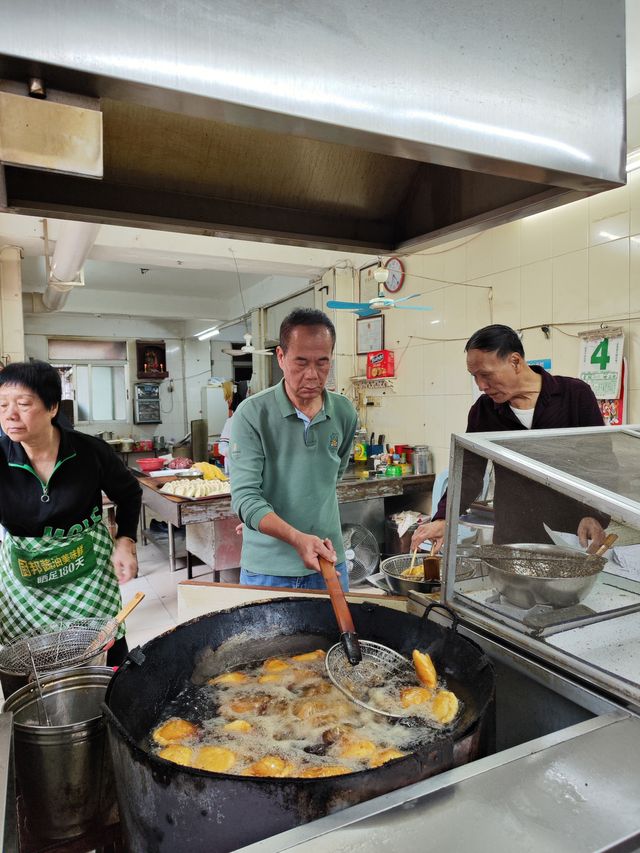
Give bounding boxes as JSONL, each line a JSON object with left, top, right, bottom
{"left": 327, "top": 265, "right": 432, "bottom": 317}
{"left": 222, "top": 333, "right": 273, "bottom": 357}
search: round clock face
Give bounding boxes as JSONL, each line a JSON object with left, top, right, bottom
{"left": 383, "top": 257, "right": 405, "bottom": 293}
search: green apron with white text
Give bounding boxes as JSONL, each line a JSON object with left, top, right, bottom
{"left": 0, "top": 522, "right": 123, "bottom": 644}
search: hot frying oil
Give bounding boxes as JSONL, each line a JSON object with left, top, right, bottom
{"left": 147, "top": 652, "right": 460, "bottom": 777}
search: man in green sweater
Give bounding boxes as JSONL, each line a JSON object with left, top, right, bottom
{"left": 230, "top": 308, "right": 358, "bottom": 590}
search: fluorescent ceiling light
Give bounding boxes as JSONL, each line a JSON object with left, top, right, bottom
{"left": 196, "top": 327, "right": 220, "bottom": 341}
{"left": 599, "top": 231, "right": 622, "bottom": 241}
{"left": 627, "top": 148, "right": 640, "bottom": 173}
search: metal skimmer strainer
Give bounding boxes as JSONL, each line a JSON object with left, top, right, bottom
{"left": 0, "top": 618, "right": 118, "bottom": 677}
{"left": 325, "top": 640, "right": 417, "bottom": 718}
{"left": 318, "top": 557, "right": 419, "bottom": 718}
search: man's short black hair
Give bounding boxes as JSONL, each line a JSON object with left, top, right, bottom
{"left": 465, "top": 324, "right": 525, "bottom": 359}
{"left": 0, "top": 360, "right": 62, "bottom": 411}
{"left": 279, "top": 308, "right": 336, "bottom": 353}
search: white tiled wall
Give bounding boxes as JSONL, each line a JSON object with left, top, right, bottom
{"left": 362, "top": 168, "right": 640, "bottom": 474}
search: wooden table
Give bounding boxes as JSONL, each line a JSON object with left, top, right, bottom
{"left": 138, "top": 474, "right": 435, "bottom": 572}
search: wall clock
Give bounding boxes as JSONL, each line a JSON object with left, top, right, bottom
{"left": 383, "top": 257, "right": 405, "bottom": 293}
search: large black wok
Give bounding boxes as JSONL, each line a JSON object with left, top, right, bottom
{"left": 104, "top": 598, "right": 495, "bottom": 852}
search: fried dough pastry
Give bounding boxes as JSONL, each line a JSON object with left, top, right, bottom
{"left": 226, "top": 694, "right": 271, "bottom": 715}
{"left": 158, "top": 744, "right": 194, "bottom": 766}
{"left": 369, "top": 748, "right": 406, "bottom": 768}
{"left": 431, "top": 690, "right": 459, "bottom": 724}
{"left": 400, "top": 686, "right": 432, "bottom": 708}
{"left": 338, "top": 739, "right": 377, "bottom": 760}
{"left": 223, "top": 719, "right": 253, "bottom": 733}
{"left": 208, "top": 671, "right": 250, "bottom": 686}
{"left": 293, "top": 698, "right": 330, "bottom": 719}
{"left": 322, "top": 725, "right": 355, "bottom": 746}
{"left": 291, "top": 649, "right": 326, "bottom": 662}
{"left": 286, "top": 667, "right": 317, "bottom": 684}
{"left": 192, "top": 746, "right": 237, "bottom": 773}
{"left": 412, "top": 650, "right": 438, "bottom": 689}
{"left": 153, "top": 718, "right": 199, "bottom": 746}
{"left": 299, "top": 765, "right": 351, "bottom": 778}
{"left": 262, "top": 658, "right": 290, "bottom": 672}
{"left": 300, "top": 680, "right": 332, "bottom": 696}
{"left": 245, "top": 755, "right": 295, "bottom": 777}
{"left": 258, "top": 673, "right": 284, "bottom": 684}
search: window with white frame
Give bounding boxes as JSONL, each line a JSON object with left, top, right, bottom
{"left": 49, "top": 340, "right": 128, "bottom": 424}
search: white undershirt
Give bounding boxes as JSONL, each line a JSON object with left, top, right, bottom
{"left": 509, "top": 406, "right": 535, "bottom": 429}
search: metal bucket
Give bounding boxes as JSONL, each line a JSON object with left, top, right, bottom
{"left": 2, "top": 666, "right": 115, "bottom": 841}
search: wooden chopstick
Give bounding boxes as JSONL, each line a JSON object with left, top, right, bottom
{"left": 594, "top": 533, "right": 618, "bottom": 557}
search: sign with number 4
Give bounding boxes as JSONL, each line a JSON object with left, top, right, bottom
{"left": 579, "top": 333, "right": 624, "bottom": 399}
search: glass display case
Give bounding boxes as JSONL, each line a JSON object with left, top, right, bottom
{"left": 443, "top": 425, "right": 640, "bottom": 711}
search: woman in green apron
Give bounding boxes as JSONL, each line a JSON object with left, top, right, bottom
{"left": 0, "top": 361, "right": 142, "bottom": 666}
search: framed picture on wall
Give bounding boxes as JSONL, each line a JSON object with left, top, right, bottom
{"left": 356, "top": 315, "right": 384, "bottom": 354}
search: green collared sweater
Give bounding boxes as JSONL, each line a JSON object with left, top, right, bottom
{"left": 229, "top": 380, "right": 358, "bottom": 576}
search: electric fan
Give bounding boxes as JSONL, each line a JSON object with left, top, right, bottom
{"left": 342, "top": 523, "right": 380, "bottom": 585}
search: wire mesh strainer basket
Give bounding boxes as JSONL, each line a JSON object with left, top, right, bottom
{"left": 0, "top": 618, "right": 117, "bottom": 676}
{"left": 478, "top": 544, "right": 606, "bottom": 578}
{"left": 326, "top": 640, "right": 417, "bottom": 718}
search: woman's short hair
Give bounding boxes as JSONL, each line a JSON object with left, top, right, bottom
{"left": 0, "top": 360, "right": 62, "bottom": 411}
{"left": 465, "top": 325, "right": 525, "bottom": 359}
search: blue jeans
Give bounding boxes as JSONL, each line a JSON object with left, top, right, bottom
{"left": 240, "top": 561, "right": 349, "bottom": 592}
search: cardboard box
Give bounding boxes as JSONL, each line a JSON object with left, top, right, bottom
{"left": 366, "top": 349, "right": 395, "bottom": 378}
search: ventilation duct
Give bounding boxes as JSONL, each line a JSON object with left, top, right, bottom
{"left": 43, "top": 221, "right": 99, "bottom": 311}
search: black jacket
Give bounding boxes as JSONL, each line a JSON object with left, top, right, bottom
{"left": 433, "top": 368, "right": 610, "bottom": 543}
{"left": 0, "top": 426, "right": 142, "bottom": 540}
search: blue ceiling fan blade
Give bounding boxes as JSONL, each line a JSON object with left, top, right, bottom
{"left": 327, "top": 299, "right": 371, "bottom": 310}
{"left": 393, "top": 292, "right": 421, "bottom": 304}
{"left": 394, "top": 304, "right": 433, "bottom": 311}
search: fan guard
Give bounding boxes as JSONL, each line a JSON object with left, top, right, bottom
{"left": 342, "top": 523, "right": 379, "bottom": 585}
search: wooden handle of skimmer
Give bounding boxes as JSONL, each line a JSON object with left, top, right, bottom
{"left": 319, "top": 558, "right": 355, "bottom": 634}
{"left": 113, "top": 591, "right": 145, "bottom": 625}
{"left": 319, "top": 557, "right": 361, "bottom": 665}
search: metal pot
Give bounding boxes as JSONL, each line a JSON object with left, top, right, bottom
{"left": 381, "top": 553, "right": 441, "bottom": 595}
{"left": 104, "top": 598, "right": 495, "bottom": 853}
{"left": 381, "top": 547, "right": 483, "bottom": 596}
{"left": 3, "top": 666, "right": 115, "bottom": 841}
{"left": 481, "top": 544, "right": 606, "bottom": 609}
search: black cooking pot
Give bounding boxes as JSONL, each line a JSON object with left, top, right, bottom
{"left": 104, "top": 598, "right": 495, "bottom": 853}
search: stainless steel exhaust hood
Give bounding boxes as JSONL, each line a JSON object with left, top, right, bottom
{"left": 0, "top": 0, "right": 626, "bottom": 253}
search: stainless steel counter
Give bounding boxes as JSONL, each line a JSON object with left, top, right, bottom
{"left": 235, "top": 622, "right": 640, "bottom": 853}
{"left": 238, "top": 713, "right": 640, "bottom": 853}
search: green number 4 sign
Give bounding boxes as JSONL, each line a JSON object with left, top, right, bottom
{"left": 591, "top": 338, "right": 611, "bottom": 370}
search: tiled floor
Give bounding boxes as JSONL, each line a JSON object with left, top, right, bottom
{"left": 120, "top": 542, "right": 213, "bottom": 649}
